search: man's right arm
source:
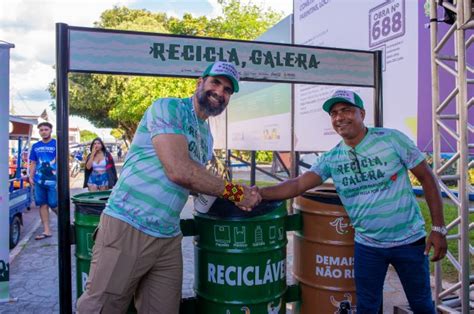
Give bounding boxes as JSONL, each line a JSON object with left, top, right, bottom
{"left": 153, "top": 134, "right": 259, "bottom": 208}
{"left": 259, "top": 171, "right": 323, "bottom": 200}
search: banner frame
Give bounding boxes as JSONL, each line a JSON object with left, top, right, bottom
{"left": 67, "top": 25, "right": 378, "bottom": 88}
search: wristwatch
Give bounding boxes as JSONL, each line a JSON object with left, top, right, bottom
{"left": 431, "top": 225, "right": 448, "bottom": 236}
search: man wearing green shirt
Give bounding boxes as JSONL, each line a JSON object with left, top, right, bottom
{"left": 77, "top": 62, "right": 260, "bottom": 313}
{"left": 258, "top": 90, "right": 447, "bottom": 313}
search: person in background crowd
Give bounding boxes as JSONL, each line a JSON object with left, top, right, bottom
{"left": 29, "top": 122, "right": 57, "bottom": 240}
{"left": 116, "top": 146, "right": 123, "bottom": 162}
{"left": 74, "top": 149, "right": 84, "bottom": 161}
{"left": 83, "top": 137, "right": 118, "bottom": 191}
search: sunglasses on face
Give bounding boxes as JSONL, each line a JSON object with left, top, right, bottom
{"left": 348, "top": 149, "right": 362, "bottom": 174}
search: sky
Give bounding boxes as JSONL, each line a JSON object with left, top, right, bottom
{"left": 0, "top": 0, "right": 292, "bottom": 139}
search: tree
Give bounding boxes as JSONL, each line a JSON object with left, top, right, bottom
{"left": 80, "top": 130, "right": 99, "bottom": 142}
{"left": 48, "top": 1, "right": 283, "bottom": 140}
{"left": 166, "top": 0, "right": 282, "bottom": 39}
{"left": 94, "top": 6, "right": 167, "bottom": 30}
{"left": 110, "top": 128, "right": 124, "bottom": 141}
{"left": 47, "top": 8, "right": 168, "bottom": 140}
{"left": 49, "top": 74, "right": 128, "bottom": 129}
{"left": 110, "top": 128, "right": 131, "bottom": 148}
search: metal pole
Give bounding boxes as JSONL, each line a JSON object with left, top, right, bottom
{"left": 290, "top": 13, "right": 297, "bottom": 178}
{"left": 429, "top": 1, "right": 443, "bottom": 308}
{"left": 56, "top": 23, "right": 72, "bottom": 314}
{"left": 274, "top": 152, "right": 291, "bottom": 176}
{"left": 250, "top": 151, "right": 256, "bottom": 186}
{"left": 373, "top": 50, "right": 383, "bottom": 127}
{"left": 429, "top": 1, "right": 473, "bottom": 312}
{"left": 0, "top": 41, "right": 14, "bottom": 303}
{"left": 290, "top": 12, "right": 296, "bottom": 214}
{"left": 15, "top": 138, "right": 22, "bottom": 181}
{"left": 226, "top": 149, "right": 232, "bottom": 181}
{"left": 225, "top": 107, "right": 232, "bottom": 181}
{"left": 294, "top": 151, "right": 300, "bottom": 177}
{"left": 454, "top": 2, "right": 470, "bottom": 311}
{"left": 230, "top": 153, "right": 285, "bottom": 182}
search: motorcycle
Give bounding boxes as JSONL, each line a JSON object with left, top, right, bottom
{"left": 69, "top": 156, "right": 81, "bottom": 178}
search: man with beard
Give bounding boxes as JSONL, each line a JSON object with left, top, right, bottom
{"left": 257, "top": 90, "right": 447, "bottom": 313}
{"left": 77, "top": 62, "right": 261, "bottom": 313}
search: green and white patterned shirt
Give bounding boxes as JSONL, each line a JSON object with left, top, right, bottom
{"left": 310, "top": 128, "right": 426, "bottom": 248}
{"left": 104, "top": 97, "right": 212, "bottom": 237}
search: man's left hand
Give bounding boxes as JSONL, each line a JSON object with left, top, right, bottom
{"left": 424, "top": 232, "right": 447, "bottom": 262}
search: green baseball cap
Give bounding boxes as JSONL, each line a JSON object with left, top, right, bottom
{"left": 322, "top": 90, "right": 364, "bottom": 113}
{"left": 202, "top": 62, "right": 240, "bottom": 93}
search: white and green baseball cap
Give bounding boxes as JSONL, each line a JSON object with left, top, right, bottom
{"left": 202, "top": 62, "right": 240, "bottom": 93}
{"left": 322, "top": 90, "right": 364, "bottom": 113}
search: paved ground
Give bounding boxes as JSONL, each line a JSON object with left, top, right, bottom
{"left": 0, "top": 165, "right": 427, "bottom": 313}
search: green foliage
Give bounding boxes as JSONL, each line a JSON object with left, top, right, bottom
{"left": 97, "top": 6, "right": 168, "bottom": 33}
{"left": 256, "top": 151, "right": 273, "bottom": 164}
{"left": 80, "top": 130, "right": 99, "bottom": 142}
{"left": 409, "top": 154, "right": 459, "bottom": 187}
{"left": 109, "top": 76, "right": 195, "bottom": 131}
{"left": 166, "top": 13, "right": 211, "bottom": 37}
{"left": 48, "top": 1, "right": 283, "bottom": 140}
{"left": 166, "top": 0, "right": 282, "bottom": 40}
{"left": 110, "top": 128, "right": 124, "bottom": 140}
{"left": 419, "top": 201, "right": 474, "bottom": 282}
{"left": 211, "top": 0, "right": 283, "bottom": 40}
{"left": 49, "top": 74, "right": 129, "bottom": 129}
{"left": 230, "top": 150, "right": 273, "bottom": 164}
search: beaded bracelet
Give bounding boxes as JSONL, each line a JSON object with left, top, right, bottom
{"left": 222, "top": 181, "right": 245, "bottom": 203}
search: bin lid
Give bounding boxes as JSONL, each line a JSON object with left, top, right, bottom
{"left": 71, "top": 191, "right": 111, "bottom": 205}
{"left": 204, "top": 198, "right": 284, "bottom": 219}
{"left": 302, "top": 187, "right": 342, "bottom": 206}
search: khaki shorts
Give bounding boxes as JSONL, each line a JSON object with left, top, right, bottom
{"left": 76, "top": 214, "right": 183, "bottom": 314}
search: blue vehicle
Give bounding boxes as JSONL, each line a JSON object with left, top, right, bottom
{"left": 9, "top": 116, "right": 36, "bottom": 249}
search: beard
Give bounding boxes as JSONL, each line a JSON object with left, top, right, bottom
{"left": 196, "top": 86, "right": 227, "bottom": 117}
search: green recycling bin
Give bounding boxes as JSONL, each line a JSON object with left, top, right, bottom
{"left": 194, "top": 199, "right": 288, "bottom": 314}
{"left": 72, "top": 190, "right": 111, "bottom": 299}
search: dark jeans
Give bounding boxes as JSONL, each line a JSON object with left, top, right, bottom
{"left": 354, "top": 240, "right": 435, "bottom": 314}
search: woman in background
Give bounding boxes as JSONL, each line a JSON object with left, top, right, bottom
{"left": 83, "top": 137, "right": 117, "bottom": 191}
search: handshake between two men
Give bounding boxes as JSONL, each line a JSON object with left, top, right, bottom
{"left": 230, "top": 172, "right": 317, "bottom": 212}
{"left": 233, "top": 184, "right": 262, "bottom": 212}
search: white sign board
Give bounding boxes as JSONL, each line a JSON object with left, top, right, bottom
{"left": 208, "top": 111, "right": 226, "bottom": 150}
{"left": 226, "top": 17, "right": 293, "bottom": 151}
{"left": 228, "top": 82, "right": 292, "bottom": 150}
{"left": 295, "top": 86, "right": 375, "bottom": 151}
{"left": 294, "top": 0, "right": 419, "bottom": 151}
{"left": 0, "top": 42, "right": 14, "bottom": 302}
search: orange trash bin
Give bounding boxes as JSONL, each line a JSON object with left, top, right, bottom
{"left": 293, "top": 186, "right": 356, "bottom": 313}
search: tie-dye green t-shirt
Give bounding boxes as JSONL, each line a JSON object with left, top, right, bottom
{"left": 104, "top": 97, "right": 212, "bottom": 237}
{"left": 310, "top": 128, "right": 426, "bottom": 248}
